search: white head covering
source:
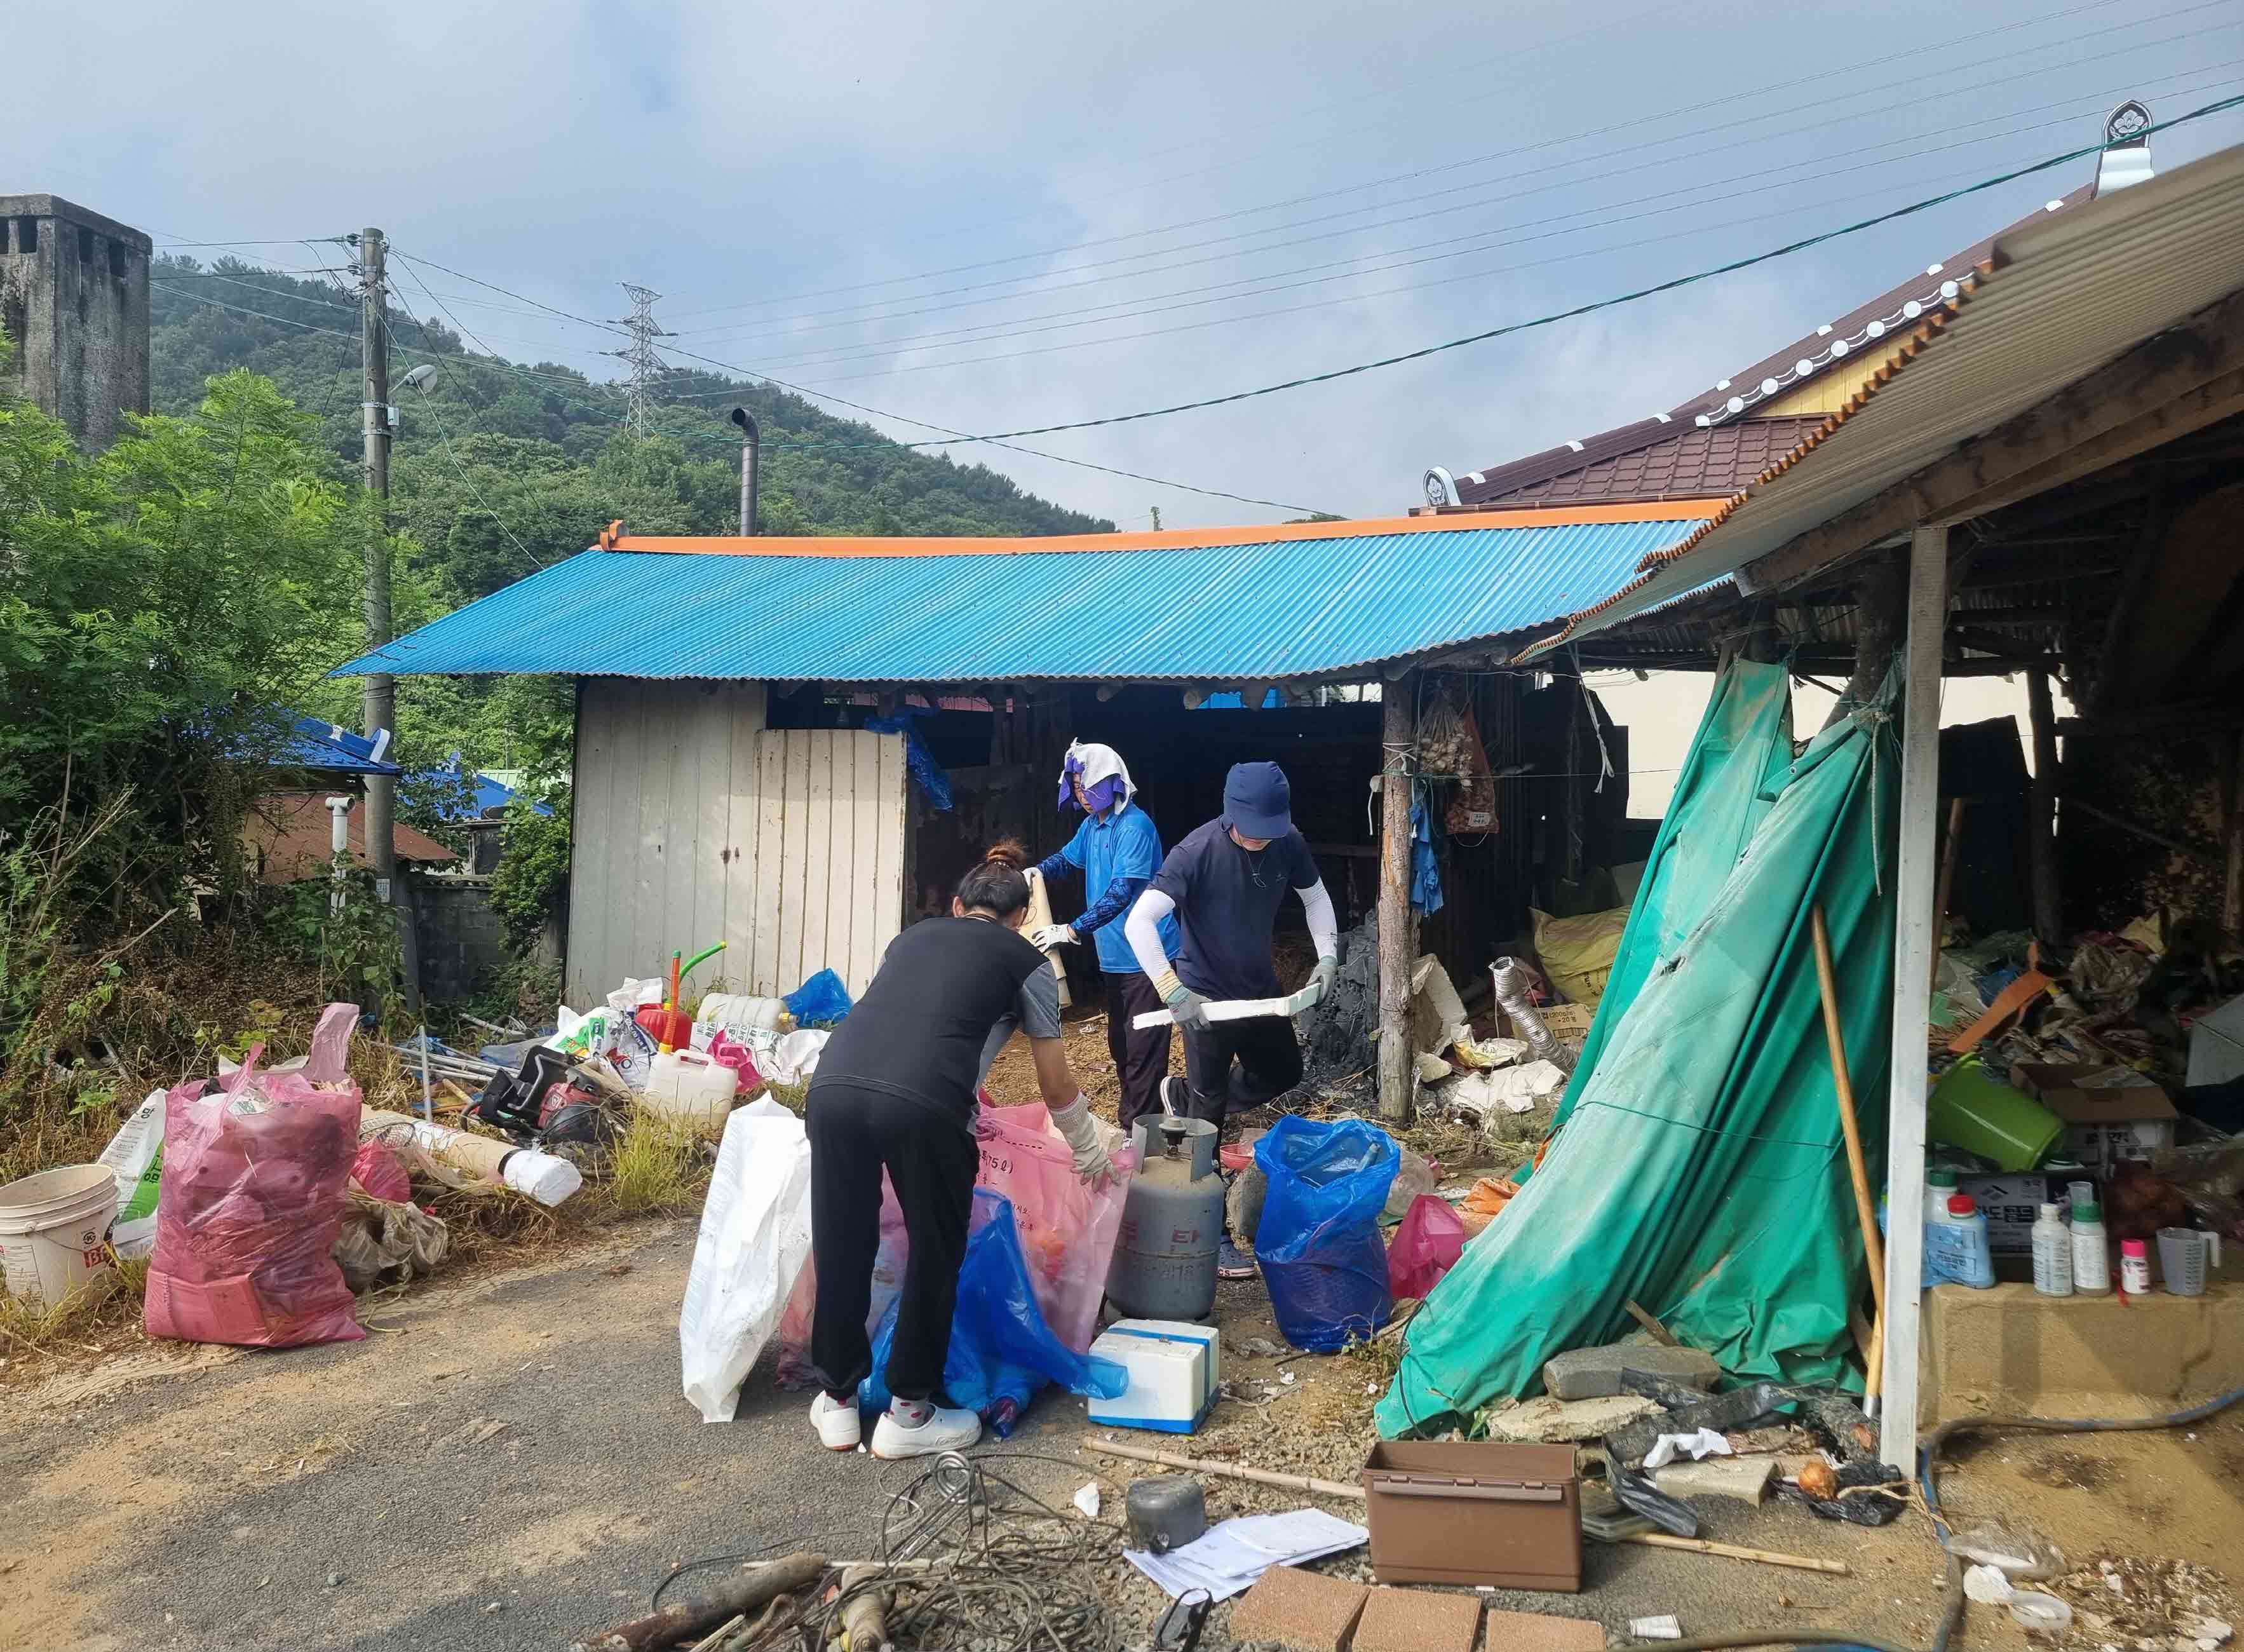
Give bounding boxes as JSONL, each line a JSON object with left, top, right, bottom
{"left": 1057, "top": 740, "right": 1136, "bottom": 811}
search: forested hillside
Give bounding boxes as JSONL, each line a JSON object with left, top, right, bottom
{"left": 151, "top": 257, "right": 1112, "bottom": 778}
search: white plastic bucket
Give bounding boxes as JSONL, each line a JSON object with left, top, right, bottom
{"left": 0, "top": 1163, "right": 121, "bottom": 1310}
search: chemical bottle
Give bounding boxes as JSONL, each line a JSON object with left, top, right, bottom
{"left": 1928, "top": 1164, "right": 1960, "bottom": 1210}
{"left": 2071, "top": 1200, "right": 2111, "bottom": 1294}
{"left": 2119, "top": 1237, "right": 2153, "bottom": 1294}
{"left": 2031, "top": 1202, "right": 2074, "bottom": 1296}
{"left": 1108, "top": 1116, "right": 1223, "bottom": 1322}
{"left": 1928, "top": 1193, "right": 1997, "bottom": 1288}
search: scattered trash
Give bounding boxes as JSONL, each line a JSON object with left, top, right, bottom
{"left": 1386, "top": 1194, "right": 1466, "bottom": 1301}
{"left": 95, "top": 1090, "right": 166, "bottom": 1261}
{"left": 1071, "top": 1483, "right": 1102, "bottom": 1520}
{"left": 1438, "top": 1060, "right": 1566, "bottom": 1120}
{"left": 1124, "top": 1506, "right": 1367, "bottom": 1601}
{"left": 1124, "top": 1477, "right": 1207, "bottom": 1554}
{"left": 1089, "top": 1318, "right": 1220, "bottom": 1433}
{"left": 781, "top": 968, "right": 853, "bottom": 1029}
{"left": 679, "top": 1098, "right": 814, "bottom": 1424}
{"left": 1652, "top": 1457, "right": 1774, "bottom": 1505}
{"left": 2010, "top": 1591, "right": 2074, "bottom": 1635}
{"left": 1951, "top": 1522, "right": 2065, "bottom": 1580}
{"left": 1630, "top": 1615, "right": 1684, "bottom": 1640}
{"left": 332, "top": 1190, "right": 449, "bottom": 1292}
{"left": 1640, "top": 1429, "right": 1733, "bottom": 1469}
{"left": 362, "top": 1109, "right": 582, "bottom": 1207}
{"left": 1966, "top": 1564, "right": 2019, "bottom": 1605}
{"left": 1482, "top": 1393, "right": 1663, "bottom": 1444}
{"left": 759, "top": 1027, "right": 830, "bottom": 1087}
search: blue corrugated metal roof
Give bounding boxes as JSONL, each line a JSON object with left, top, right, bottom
{"left": 332, "top": 516, "right": 1707, "bottom": 685}
{"left": 275, "top": 715, "right": 399, "bottom": 775}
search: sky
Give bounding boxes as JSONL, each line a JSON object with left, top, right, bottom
{"left": 17, "top": 0, "right": 2244, "bottom": 530}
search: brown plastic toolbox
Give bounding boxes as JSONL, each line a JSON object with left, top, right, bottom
{"left": 1362, "top": 1440, "right": 1582, "bottom": 1591}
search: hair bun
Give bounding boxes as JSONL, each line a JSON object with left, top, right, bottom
{"left": 983, "top": 838, "right": 1027, "bottom": 870}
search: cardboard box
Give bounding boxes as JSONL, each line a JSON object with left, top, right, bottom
{"left": 2011, "top": 1064, "right": 2178, "bottom": 1174}
{"left": 1957, "top": 1174, "right": 2069, "bottom": 1254}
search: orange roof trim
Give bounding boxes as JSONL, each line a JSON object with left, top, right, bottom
{"left": 597, "top": 498, "right": 1728, "bottom": 560}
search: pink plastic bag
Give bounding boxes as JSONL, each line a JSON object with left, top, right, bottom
{"left": 144, "top": 1043, "right": 365, "bottom": 1348}
{"left": 349, "top": 1141, "right": 412, "bottom": 1205}
{"left": 1387, "top": 1194, "right": 1467, "bottom": 1302}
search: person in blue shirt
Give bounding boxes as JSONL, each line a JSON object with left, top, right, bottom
{"left": 1029, "top": 742, "right": 1179, "bottom": 1137}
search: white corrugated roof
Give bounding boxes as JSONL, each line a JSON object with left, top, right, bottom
{"left": 1533, "top": 140, "right": 2244, "bottom": 653}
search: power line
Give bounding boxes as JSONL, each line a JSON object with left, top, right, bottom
{"left": 659, "top": 0, "right": 2223, "bottom": 323}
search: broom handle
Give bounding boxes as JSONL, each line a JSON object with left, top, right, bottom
{"left": 1811, "top": 905, "right": 1886, "bottom": 1403}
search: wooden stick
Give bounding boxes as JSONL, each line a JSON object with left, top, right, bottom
{"left": 1623, "top": 1298, "right": 1679, "bottom": 1347}
{"left": 1088, "top": 1438, "right": 1365, "bottom": 1501}
{"left": 569, "top": 1552, "right": 825, "bottom": 1652}
{"left": 1811, "top": 905, "right": 1886, "bottom": 1405}
{"left": 1615, "top": 1533, "right": 1850, "bottom": 1576}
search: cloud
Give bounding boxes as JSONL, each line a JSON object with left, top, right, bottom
{"left": 17, "top": 0, "right": 2244, "bottom": 524}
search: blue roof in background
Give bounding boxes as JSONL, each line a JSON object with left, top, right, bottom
{"left": 332, "top": 515, "right": 1710, "bottom": 686}
{"left": 275, "top": 717, "right": 399, "bottom": 775}
{"left": 405, "top": 758, "right": 553, "bottom": 821}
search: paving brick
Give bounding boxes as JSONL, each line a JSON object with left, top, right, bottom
{"left": 1542, "top": 1343, "right": 1720, "bottom": 1400}
{"left": 1480, "top": 1608, "right": 1607, "bottom": 1652}
{"left": 1352, "top": 1586, "right": 1482, "bottom": 1652}
{"left": 1228, "top": 1565, "right": 1372, "bottom": 1651}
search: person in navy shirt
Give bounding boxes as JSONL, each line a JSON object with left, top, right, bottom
{"left": 1125, "top": 761, "right": 1339, "bottom": 1276}
{"left": 1029, "top": 742, "right": 1180, "bottom": 1135}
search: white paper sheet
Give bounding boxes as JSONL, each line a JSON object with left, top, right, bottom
{"left": 1122, "top": 1507, "right": 1368, "bottom": 1601}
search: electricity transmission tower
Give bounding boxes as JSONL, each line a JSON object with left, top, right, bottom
{"left": 610, "top": 283, "right": 669, "bottom": 438}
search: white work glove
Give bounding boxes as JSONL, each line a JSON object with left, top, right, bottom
{"left": 1028, "top": 923, "right": 1079, "bottom": 951}
{"left": 1309, "top": 955, "right": 1339, "bottom": 1003}
{"left": 1049, "top": 1093, "right": 1116, "bottom": 1188}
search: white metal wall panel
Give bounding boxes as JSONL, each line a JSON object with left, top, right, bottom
{"left": 565, "top": 683, "right": 905, "bottom": 1005}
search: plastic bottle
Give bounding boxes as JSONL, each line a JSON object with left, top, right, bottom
{"left": 1928, "top": 1165, "right": 1960, "bottom": 1209}
{"left": 2031, "top": 1202, "right": 2074, "bottom": 1297}
{"left": 1940, "top": 1193, "right": 1997, "bottom": 1288}
{"left": 2119, "top": 1237, "right": 2153, "bottom": 1294}
{"left": 2071, "top": 1200, "right": 2111, "bottom": 1294}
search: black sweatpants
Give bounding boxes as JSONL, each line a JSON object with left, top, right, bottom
{"left": 1107, "top": 970, "right": 1172, "bottom": 1141}
{"left": 1179, "top": 1014, "right": 1304, "bottom": 1127}
{"left": 808, "top": 1083, "right": 978, "bottom": 1406}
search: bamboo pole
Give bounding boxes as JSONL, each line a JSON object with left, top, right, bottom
{"left": 1811, "top": 905, "right": 1886, "bottom": 1411}
{"left": 1614, "top": 1533, "right": 1850, "bottom": 1576}
{"left": 1088, "top": 1439, "right": 1365, "bottom": 1501}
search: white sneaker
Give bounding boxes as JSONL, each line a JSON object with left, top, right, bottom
{"left": 870, "top": 1404, "right": 982, "bottom": 1459}
{"left": 810, "top": 1390, "right": 862, "bottom": 1452}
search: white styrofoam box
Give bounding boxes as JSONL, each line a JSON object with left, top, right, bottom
{"left": 1089, "top": 1320, "right": 1221, "bottom": 1434}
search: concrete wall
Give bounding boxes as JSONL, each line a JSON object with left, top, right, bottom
{"left": 565, "top": 680, "right": 909, "bottom": 1007}
{"left": 412, "top": 875, "right": 512, "bottom": 1006}
{"left": 0, "top": 195, "right": 151, "bottom": 450}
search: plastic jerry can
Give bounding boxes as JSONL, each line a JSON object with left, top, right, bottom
{"left": 641, "top": 1050, "right": 739, "bottom": 1121}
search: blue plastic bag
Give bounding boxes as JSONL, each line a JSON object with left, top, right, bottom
{"left": 865, "top": 708, "right": 953, "bottom": 812}
{"left": 783, "top": 969, "right": 854, "bottom": 1028}
{"left": 858, "top": 1191, "right": 1126, "bottom": 1436}
{"left": 1252, "top": 1116, "right": 1400, "bottom": 1353}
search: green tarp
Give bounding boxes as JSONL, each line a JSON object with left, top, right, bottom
{"left": 1377, "top": 662, "right": 1898, "bottom": 1438}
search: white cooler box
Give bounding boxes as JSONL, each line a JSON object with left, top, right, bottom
{"left": 1088, "top": 1319, "right": 1222, "bottom": 1434}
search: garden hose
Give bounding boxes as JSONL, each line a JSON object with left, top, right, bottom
{"left": 1605, "top": 1383, "right": 2244, "bottom": 1652}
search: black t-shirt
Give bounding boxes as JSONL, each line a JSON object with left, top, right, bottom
{"left": 809, "top": 916, "right": 1050, "bottom": 1131}
{"left": 1148, "top": 818, "right": 1319, "bottom": 999}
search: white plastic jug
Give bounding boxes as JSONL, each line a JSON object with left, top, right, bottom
{"left": 643, "top": 1050, "right": 740, "bottom": 1122}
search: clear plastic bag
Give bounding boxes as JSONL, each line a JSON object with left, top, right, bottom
{"left": 680, "top": 1098, "right": 815, "bottom": 1422}
{"left": 145, "top": 1046, "right": 363, "bottom": 1349}
{"left": 1387, "top": 1195, "right": 1466, "bottom": 1301}
{"left": 856, "top": 1191, "right": 1124, "bottom": 1435}
{"left": 1949, "top": 1522, "right": 2064, "bottom": 1580}
{"left": 1252, "top": 1116, "right": 1400, "bottom": 1352}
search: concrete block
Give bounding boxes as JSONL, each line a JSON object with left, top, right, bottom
{"left": 1480, "top": 1608, "right": 1605, "bottom": 1652}
{"left": 1543, "top": 1343, "right": 1720, "bottom": 1400}
{"left": 1651, "top": 1456, "right": 1774, "bottom": 1505}
{"left": 1229, "top": 1566, "right": 1371, "bottom": 1652}
{"left": 1918, "top": 1278, "right": 2244, "bottom": 1427}
{"left": 1353, "top": 1587, "right": 1482, "bottom": 1652}
{"left": 1480, "top": 1394, "right": 1661, "bottom": 1443}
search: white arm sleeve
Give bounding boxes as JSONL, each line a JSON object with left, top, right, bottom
{"left": 1125, "top": 887, "right": 1179, "bottom": 982}
{"left": 1297, "top": 878, "right": 1339, "bottom": 959}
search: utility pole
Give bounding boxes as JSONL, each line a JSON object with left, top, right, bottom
{"left": 613, "top": 283, "right": 667, "bottom": 438}
{"left": 357, "top": 226, "right": 419, "bottom": 1007}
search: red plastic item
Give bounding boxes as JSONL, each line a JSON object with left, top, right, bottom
{"left": 349, "top": 1141, "right": 412, "bottom": 1204}
{"left": 1386, "top": 1194, "right": 1468, "bottom": 1302}
{"left": 707, "top": 1031, "right": 762, "bottom": 1090}
{"left": 635, "top": 1004, "right": 692, "bottom": 1051}
{"left": 144, "top": 1046, "right": 365, "bottom": 1348}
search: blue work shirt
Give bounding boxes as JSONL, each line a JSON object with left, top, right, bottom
{"left": 1041, "top": 802, "right": 1178, "bottom": 974}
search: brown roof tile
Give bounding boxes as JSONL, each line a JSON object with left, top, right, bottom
{"left": 1457, "top": 416, "right": 1827, "bottom": 506}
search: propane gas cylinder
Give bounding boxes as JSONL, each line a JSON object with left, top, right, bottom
{"left": 1107, "top": 1115, "right": 1222, "bottom": 1322}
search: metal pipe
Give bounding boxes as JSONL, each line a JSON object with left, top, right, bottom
{"left": 730, "top": 407, "right": 759, "bottom": 536}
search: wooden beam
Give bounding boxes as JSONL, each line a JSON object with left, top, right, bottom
{"left": 1881, "top": 524, "right": 1949, "bottom": 1469}
{"left": 2224, "top": 732, "right": 2244, "bottom": 945}
{"left": 2056, "top": 697, "right": 2244, "bottom": 740}
{"left": 1377, "top": 679, "right": 1417, "bottom": 1124}
{"left": 1741, "top": 290, "right": 2244, "bottom": 595}
{"left": 2025, "top": 667, "right": 2063, "bottom": 948}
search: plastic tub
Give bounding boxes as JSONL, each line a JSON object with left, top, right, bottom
{"left": 1929, "top": 1058, "right": 2064, "bottom": 1172}
{"left": 0, "top": 1163, "right": 119, "bottom": 1310}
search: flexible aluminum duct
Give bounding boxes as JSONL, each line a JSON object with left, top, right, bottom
{"left": 1489, "top": 958, "right": 1576, "bottom": 1074}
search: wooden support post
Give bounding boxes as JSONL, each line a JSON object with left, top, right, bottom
{"left": 2224, "top": 731, "right": 2244, "bottom": 945}
{"left": 1880, "top": 524, "right": 1949, "bottom": 1468}
{"left": 1377, "top": 677, "right": 1417, "bottom": 1123}
{"left": 2025, "top": 667, "right": 2064, "bottom": 947}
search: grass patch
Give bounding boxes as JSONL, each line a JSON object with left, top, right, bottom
{"left": 0, "top": 1246, "right": 147, "bottom": 1361}
{"left": 595, "top": 1109, "right": 711, "bottom": 1218}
